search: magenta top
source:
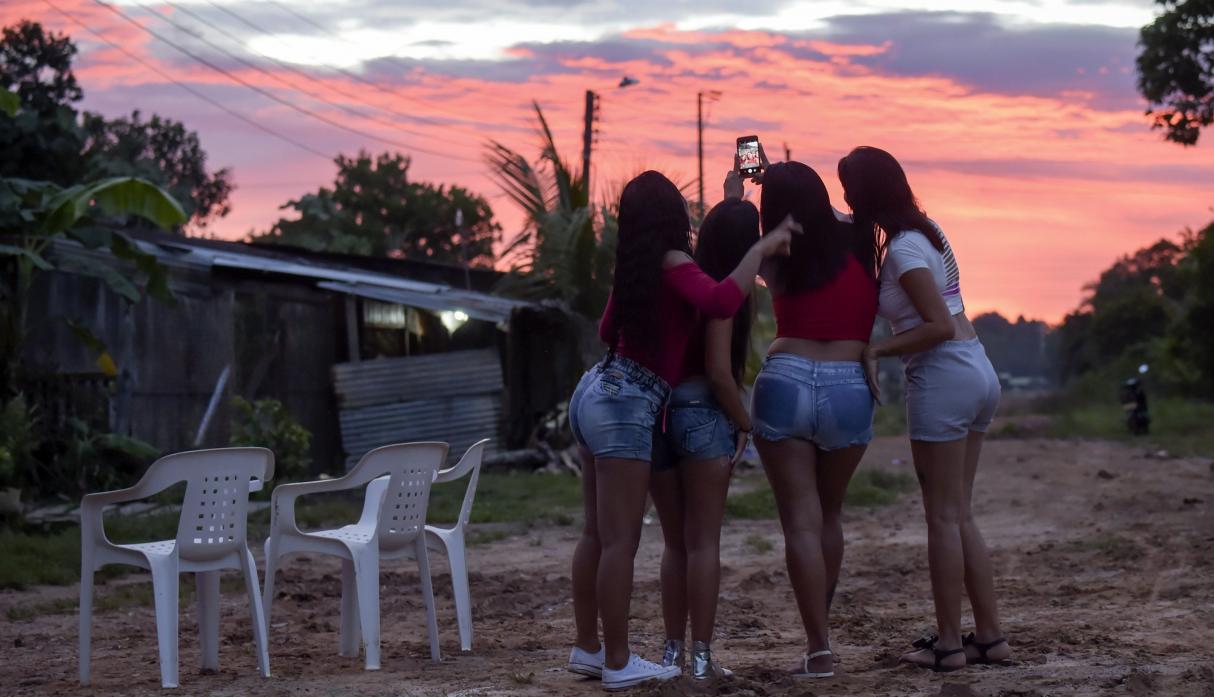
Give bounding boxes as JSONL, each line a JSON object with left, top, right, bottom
{"left": 599, "top": 262, "right": 745, "bottom": 385}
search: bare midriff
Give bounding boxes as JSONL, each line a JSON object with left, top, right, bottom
{"left": 952, "top": 311, "right": 978, "bottom": 340}
{"left": 767, "top": 337, "right": 868, "bottom": 362}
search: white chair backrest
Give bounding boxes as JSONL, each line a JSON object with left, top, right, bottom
{"left": 352, "top": 443, "right": 446, "bottom": 552}
{"left": 171, "top": 448, "right": 274, "bottom": 562}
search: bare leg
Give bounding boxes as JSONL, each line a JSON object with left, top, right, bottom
{"left": 650, "top": 468, "right": 687, "bottom": 644}
{"left": 571, "top": 445, "right": 601, "bottom": 653}
{"left": 596, "top": 456, "right": 653, "bottom": 670}
{"left": 903, "top": 438, "right": 967, "bottom": 670}
{"left": 755, "top": 437, "right": 831, "bottom": 674}
{"left": 680, "top": 456, "right": 733, "bottom": 643}
{"left": 815, "top": 444, "right": 867, "bottom": 607}
{"left": 959, "top": 431, "right": 1010, "bottom": 662}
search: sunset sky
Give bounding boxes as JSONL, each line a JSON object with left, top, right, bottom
{"left": 5, "top": 0, "right": 1212, "bottom": 322}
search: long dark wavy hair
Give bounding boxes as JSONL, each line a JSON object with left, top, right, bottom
{"left": 607, "top": 170, "right": 693, "bottom": 355}
{"left": 837, "top": 146, "right": 941, "bottom": 265}
{"left": 760, "top": 161, "right": 875, "bottom": 293}
{"left": 695, "top": 199, "right": 759, "bottom": 383}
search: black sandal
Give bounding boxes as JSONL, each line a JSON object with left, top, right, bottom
{"left": 963, "top": 633, "right": 1008, "bottom": 664}
{"left": 909, "top": 635, "right": 967, "bottom": 673}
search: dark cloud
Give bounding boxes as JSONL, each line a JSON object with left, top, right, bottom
{"left": 811, "top": 11, "right": 1143, "bottom": 110}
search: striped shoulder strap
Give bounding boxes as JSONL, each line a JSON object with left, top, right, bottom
{"left": 932, "top": 222, "right": 963, "bottom": 307}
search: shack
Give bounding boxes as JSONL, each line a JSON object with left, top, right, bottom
{"left": 22, "top": 230, "right": 590, "bottom": 471}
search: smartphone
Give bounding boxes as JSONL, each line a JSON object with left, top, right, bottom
{"left": 737, "top": 135, "right": 762, "bottom": 176}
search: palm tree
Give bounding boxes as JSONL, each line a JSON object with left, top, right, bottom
{"left": 484, "top": 102, "right": 616, "bottom": 318}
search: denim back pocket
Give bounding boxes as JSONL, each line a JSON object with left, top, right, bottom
{"left": 674, "top": 407, "right": 718, "bottom": 454}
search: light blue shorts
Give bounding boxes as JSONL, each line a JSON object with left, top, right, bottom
{"left": 904, "top": 338, "right": 1001, "bottom": 441}
{"left": 663, "top": 379, "right": 737, "bottom": 464}
{"left": 751, "top": 353, "right": 874, "bottom": 451}
{"left": 569, "top": 356, "right": 670, "bottom": 463}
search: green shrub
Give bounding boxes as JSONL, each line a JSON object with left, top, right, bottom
{"left": 229, "top": 397, "right": 312, "bottom": 481}
{"left": 0, "top": 394, "right": 37, "bottom": 489}
{"left": 21, "top": 417, "right": 160, "bottom": 499}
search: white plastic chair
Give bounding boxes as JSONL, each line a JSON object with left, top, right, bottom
{"left": 262, "top": 442, "right": 446, "bottom": 670}
{"left": 79, "top": 447, "right": 274, "bottom": 689}
{"left": 424, "top": 439, "right": 488, "bottom": 652}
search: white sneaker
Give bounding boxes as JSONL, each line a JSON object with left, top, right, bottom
{"left": 568, "top": 645, "right": 605, "bottom": 678}
{"left": 602, "top": 653, "right": 681, "bottom": 691}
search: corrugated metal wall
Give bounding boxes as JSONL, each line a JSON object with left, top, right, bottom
{"left": 333, "top": 348, "right": 502, "bottom": 466}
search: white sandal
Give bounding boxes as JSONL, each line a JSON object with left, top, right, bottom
{"left": 794, "top": 649, "right": 834, "bottom": 679}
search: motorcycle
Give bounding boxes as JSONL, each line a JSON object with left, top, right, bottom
{"left": 1120, "top": 364, "right": 1151, "bottom": 436}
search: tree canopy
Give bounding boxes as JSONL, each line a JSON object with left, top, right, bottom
{"left": 252, "top": 150, "right": 500, "bottom": 266}
{"left": 0, "top": 20, "right": 231, "bottom": 229}
{"left": 1052, "top": 220, "right": 1214, "bottom": 394}
{"left": 1137, "top": 0, "right": 1214, "bottom": 146}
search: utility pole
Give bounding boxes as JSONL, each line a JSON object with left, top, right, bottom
{"left": 784, "top": 142, "right": 791, "bottom": 161}
{"left": 696, "top": 90, "right": 721, "bottom": 219}
{"left": 697, "top": 91, "right": 704, "bottom": 219}
{"left": 456, "top": 208, "right": 471, "bottom": 290}
{"left": 582, "top": 90, "right": 598, "bottom": 193}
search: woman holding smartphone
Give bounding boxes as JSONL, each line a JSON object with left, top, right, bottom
{"left": 839, "top": 146, "right": 1009, "bottom": 672}
{"left": 564, "top": 170, "right": 797, "bottom": 690}
{"left": 649, "top": 170, "right": 762, "bottom": 681}
{"left": 750, "top": 160, "right": 879, "bottom": 679}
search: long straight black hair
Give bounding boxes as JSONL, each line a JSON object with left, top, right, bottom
{"left": 837, "top": 146, "right": 941, "bottom": 266}
{"left": 760, "top": 161, "right": 875, "bottom": 292}
{"left": 607, "top": 170, "right": 693, "bottom": 355}
{"left": 695, "top": 199, "right": 759, "bottom": 383}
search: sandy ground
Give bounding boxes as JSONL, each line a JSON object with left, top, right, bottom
{"left": 2, "top": 436, "right": 1213, "bottom": 697}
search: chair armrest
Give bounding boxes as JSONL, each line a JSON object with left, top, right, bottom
{"left": 434, "top": 439, "right": 489, "bottom": 484}
{"left": 79, "top": 483, "right": 169, "bottom": 546}
{"left": 268, "top": 475, "right": 369, "bottom": 535}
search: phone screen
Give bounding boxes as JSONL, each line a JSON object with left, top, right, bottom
{"left": 737, "top": 136, "right": 761, "bottom": 175}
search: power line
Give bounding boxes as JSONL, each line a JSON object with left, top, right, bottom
{"left": 124, "top": 0, "right": 484, "bottom": 161}
{"left": 165, "top": 0, "right": 497, "bottom": 143}
{"left": 93, "top": 0, "right": 481, "bottom": 163}
{"left": 43, "top": 0, "right": 333, "bottom": 161}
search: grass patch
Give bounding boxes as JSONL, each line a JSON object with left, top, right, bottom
{"left": 1044, "top": 397, "right": 1214, "bottom": 457}
{"left": 873, "top": 402, "right": 907, "bottom": 437}
{"left": 427, "top": 472, "right": 581, "bottom": 526}
{"left": 0, "top": 510, "right": 182, "bottom": 590}
{"left": 744, "top": 534, "right": 774, "bottom": 554}
{"left": 467, "top": 529, "right": 512, "bottom": 547}
{"left": 845, "top": 468, "right": 917, "bottom": 507}
{"left": 726, "top": 468, "right": 915, "bottom": 520}
{"left": 6, "top": 571, "right": 246, "bottom": 620}
{"left": 1, "top": 472, "right": 583, "bottom": 591}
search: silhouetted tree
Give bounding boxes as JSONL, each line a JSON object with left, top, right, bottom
{"left": 1137, "top": 0, "right": 1214, "bottom": 146}
{"left": 253, "top": 150, "right": 500, "bottom": 266}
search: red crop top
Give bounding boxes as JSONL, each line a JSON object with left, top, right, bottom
{"left": 772, "top": 255, "right": 878, "bottom": 341}
{"left": 599, "top": 263, "right": 744, "bottom": 385}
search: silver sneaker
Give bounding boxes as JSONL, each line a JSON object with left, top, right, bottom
{"left": 661, "top": 639, "right": 685, "bottom": 669}
{"left": 691, "top": 640, "right": 734, "bottom": 680}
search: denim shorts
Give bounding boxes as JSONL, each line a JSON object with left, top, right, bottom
{"left": 751, "top": 353, "right": 874, "bottom": 451}
{"left": 569, "top": 356, "right": 671, "bottom": 463}
{"left": 661, "top": 379, "right": 737, "bottom": 465}
{"left": 904, "top": 337, "right": 1001, "bottom": 441}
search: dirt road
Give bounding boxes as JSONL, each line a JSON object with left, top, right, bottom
{"left": 2, "top": 436, "right": 1212, "bottom": 696}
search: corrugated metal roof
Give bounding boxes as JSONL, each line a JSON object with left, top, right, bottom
{"left": 333, "top": 348, "right": 502, "bottom": 466}
{"left": 318, "top": 280, "right": 527, "bottom": 323}
{"left": 47, "top": 236, "right": 532, "bottom": 322}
